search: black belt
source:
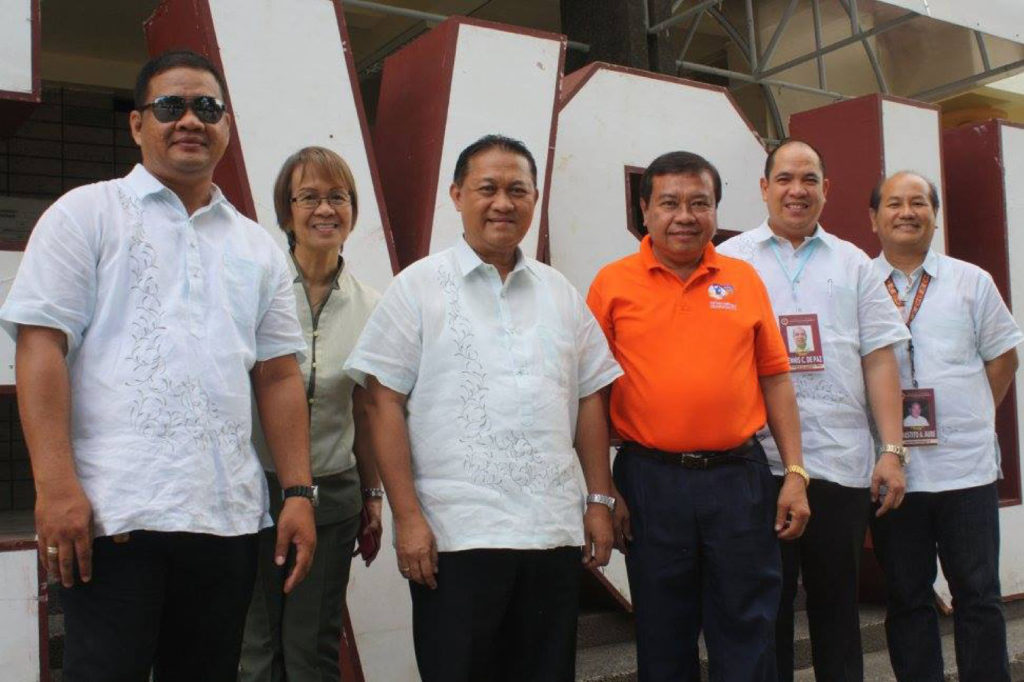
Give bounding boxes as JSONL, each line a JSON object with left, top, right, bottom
{"left": 620, "top": 437, "right": 759, "bottom": 470}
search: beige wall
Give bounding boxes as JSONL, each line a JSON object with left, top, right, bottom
{"left": 41, "top": 51, "right": 140, "bottom": 92}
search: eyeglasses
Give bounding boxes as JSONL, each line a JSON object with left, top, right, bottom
{"left": 291, "top": 193, "right": 351, "bottom": 210}
{"left": 138, "top": 95, "right": 226, "bottom": 124}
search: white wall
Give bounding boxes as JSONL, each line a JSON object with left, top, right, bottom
{"left": 0, "top": 0, "right": 33, "bottom": 95}
{"left": 208, "top": 0, "right": 394, "bottom": 293}
{"left": 881, "top": 99, "right": 946, "bottom": 253}
{"left": 998, "top": 122, "right": 1024, "bottom": 596}
{"left": 0, "top": 251, "right": 24, "bottom": 385}
{"left": 429, "top": 23, "right": 562, "bottom": 259}
{"left": 879, "top": 0, "right": 1023, "bottom": 44}
{"left": 0, "top": 548, "right": 40, "bottom": 682}
{"left": 549, "top": 67, "right": 767, "bottom": 300}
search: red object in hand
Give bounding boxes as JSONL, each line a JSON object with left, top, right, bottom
{"left": 353, "top": 506, "right": 380, "bottom": 564}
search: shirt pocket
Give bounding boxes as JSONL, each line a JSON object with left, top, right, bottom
{"left": 824, "top": 283, "right": 859, "bottom": 335}
{"left": 534, "top": 324, "right": 573, "bottom": 389}
{"left": 927, "top": 319, "right": 975, "bottom": 365}
{"left": 222, "top": 253, "right": 262, "bottom": 331}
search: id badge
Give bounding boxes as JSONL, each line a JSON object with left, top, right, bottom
{"left": 902, "top": 387, "right": 938, "bottom": 446}
{"left": 779, "top": 314, "right": 824, "bottom": 372}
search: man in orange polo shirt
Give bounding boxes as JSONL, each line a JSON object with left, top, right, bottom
{"left": 587, "top": 151, "right": 810, "bottom": 682}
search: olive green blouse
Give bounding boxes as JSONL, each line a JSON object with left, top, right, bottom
{"left": 252, "top": 257, "right": 380, "bottom": 524}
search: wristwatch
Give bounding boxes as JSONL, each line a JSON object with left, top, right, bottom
{"left": 784, "top": 464, "right": 810, "bottom": 487}
{"left": 361, "top": 487, "right": 385, "bottom": 499}
{"left": 879, "top": 443, "right": 910, "bottom": 467}
{"left": 586, "top": 493, "right": 616, "bottom": 512}
{"left": 282, "top": 484, "right": 320, "bottom": 508}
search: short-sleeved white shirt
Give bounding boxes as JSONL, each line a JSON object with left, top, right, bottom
{"left": 718, "top": 222, "right": 909, "bottom": 488}
{"left": 0, "top": 165, "right": 306, "bottom": 537}
{"left": 873, "top": 250, "right": 1024, "bottom": 493}
{"left": 344, "top": 237, "right": 623, "bottom": 552}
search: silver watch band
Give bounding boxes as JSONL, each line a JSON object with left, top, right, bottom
{"left": 586, "top": 493, "right": 616, "bottom": 512}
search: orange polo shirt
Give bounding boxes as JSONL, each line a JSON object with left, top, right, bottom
{"left": 587, "top": 236, "right": 790, "bottom": 452}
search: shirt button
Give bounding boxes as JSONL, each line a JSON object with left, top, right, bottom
{"left": 312, "top": 330, "right": 320, "bottom": 337}
{"left": 308, "top": 398, "right": 314, "bottom": 405}
{"left": 311, "top": 362, "right": 318, "bottom": 369}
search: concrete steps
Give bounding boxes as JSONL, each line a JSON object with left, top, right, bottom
{"left": 575, "top": 601, "right": 1024, "bottom": 682}
{"left": 794, "top": 606, "right": 1024, "bottom": 681}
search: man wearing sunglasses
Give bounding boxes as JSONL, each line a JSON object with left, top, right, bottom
{"left": 0, "top": 50, "right": 314, "bottom": 681}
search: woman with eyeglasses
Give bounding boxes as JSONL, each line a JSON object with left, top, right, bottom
{"left": 239, "top": 146, "right": 383, "bottom": 682}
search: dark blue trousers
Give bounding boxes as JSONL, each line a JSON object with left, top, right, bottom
{"left": 614, "top": 443, "right": 781, "bottom": 682}
{"left": 871, "top": 482, "right": 1010, "bottom": 682}
{"left": 409, "top": 547, "right": 581, "bottom": 682}
{"left": 60, "top": 530, "right": 259, "bottom": 682}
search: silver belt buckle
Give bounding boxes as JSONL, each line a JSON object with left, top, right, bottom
{"left": 680, "top": 453, "right": 707, "bottom": 469}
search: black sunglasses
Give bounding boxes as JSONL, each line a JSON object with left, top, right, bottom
{"left": 139, "top": 95, "right": 226, "bottom": 124}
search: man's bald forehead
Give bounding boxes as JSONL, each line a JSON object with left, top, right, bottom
{"left": 764, "top": 139, "right": 827, "bottom": 179}
{"left": 869, "top": 170, "right": 940, "bottom": 212}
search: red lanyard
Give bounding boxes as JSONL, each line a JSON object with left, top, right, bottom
{"left": 884, "top": 272, "right": 931, "bottom": 388}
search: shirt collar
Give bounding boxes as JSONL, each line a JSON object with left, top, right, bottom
{"left": 877, "top": 249, "right": 940, "bottom": 280}
{"left": 757, "top": 219, "right": 834, "bottom": 251}
{"left": 454, "top": 235, "right": 536, "bottom": 280}
{"left": 639, "top": 234, "right": 720, "bottom": 275}
{"left": 922, "top": 249, "right": 939, "bottom": 276}
{"left": 289, "top": 253, "right": 345, "bottom": 290}
{"left": 122, "top": 163, "right": 226, "bottom": 213}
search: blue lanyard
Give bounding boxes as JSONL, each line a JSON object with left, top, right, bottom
{"left": 770, "top": 238, "right": 819, "bottom": 295}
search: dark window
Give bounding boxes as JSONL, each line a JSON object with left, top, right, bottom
{"left": 0, "top": 394, "right": 31, "bottom": 513}
{"left": 0, "top": 85, "right": 141, "bottom": 242}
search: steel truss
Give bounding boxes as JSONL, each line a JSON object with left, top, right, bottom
{"left": 343, "top": 0, "right": 1022, "bottom": 137}
{"left": 653, "top": 0, "right": 1023, "bottom": 136}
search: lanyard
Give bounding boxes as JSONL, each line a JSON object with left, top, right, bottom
{"left": 770, "top": 238, "right": 819, "bottom": 300}
{"left": 884, "top": 271, "right": 931, "bottom": 388}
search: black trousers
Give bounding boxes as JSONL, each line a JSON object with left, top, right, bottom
{"left": 775, "top": 477, "right": 871, "bottom": 682}
{"left": 615, "top": 444, "right": 781, "bottom": 682}
{"left": 60, "top": 530, "right": 259, "bottom": 682}
{"left": 872, "top": 483, "right": 1009, "bottom": 682}
{"left": 409, "top": 546, "right": 581, "bottom": 682}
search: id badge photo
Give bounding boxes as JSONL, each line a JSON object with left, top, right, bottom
{"left": 779, "top": 313, "right": 824, "bottom": 372}
{"left": 902, "top": 387, "right": 938, "bottom": 446}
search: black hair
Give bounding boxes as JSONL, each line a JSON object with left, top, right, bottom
{"left": 869, "top": 171, "right": 940, "bottom": 212}
{"left": 452, "top": 134, "right": 537, "bottom": 186}
{"left": 134, "top": 49, "right": 228, "bottom": 109}
{"left": 639, "top": 151, "right": 722, "bottom": 205}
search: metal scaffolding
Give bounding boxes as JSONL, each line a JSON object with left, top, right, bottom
{"left": 343, "top": 0, "right": 1024, "bottom": 137}
{"left": 655, "top": 0, "right": 1023, "bottom": 136}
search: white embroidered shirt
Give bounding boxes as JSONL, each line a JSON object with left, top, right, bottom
{"left": 345, "top": 237, "right": 622, "bottom": 552}
{"left": 0, "top": 165, "right": 306, "bottom": 537}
